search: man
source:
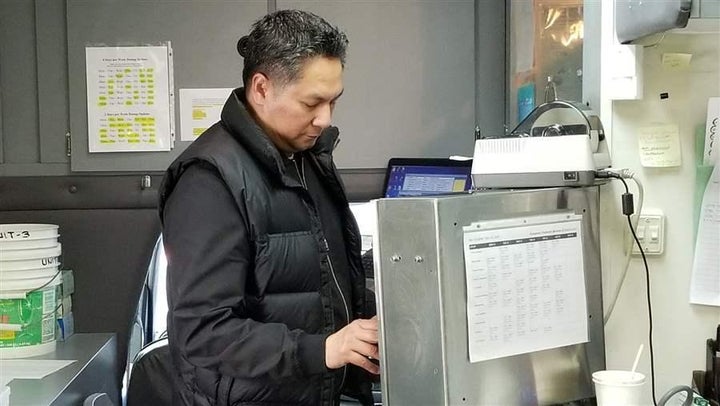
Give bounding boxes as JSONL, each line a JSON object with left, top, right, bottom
{"left": 159, "top": 10, "right": 378, "bottom": 406}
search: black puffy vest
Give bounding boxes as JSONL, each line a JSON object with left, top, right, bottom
{"left": 158, "top": 88, "right": 367, "bottom": 405}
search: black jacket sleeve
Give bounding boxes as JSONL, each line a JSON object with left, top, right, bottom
{"left": 162, "top": 162, "right": 328, "bottom": 382}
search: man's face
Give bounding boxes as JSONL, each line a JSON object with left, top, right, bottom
{"left": 255, "top": 57, "right": 344, "bottom": 154}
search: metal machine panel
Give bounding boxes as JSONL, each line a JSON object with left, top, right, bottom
{"left": 373, "top": 198, "right": 446, "bottom": 405}
{"left": 375, "top": 187, "right": 604, "bottom": 405}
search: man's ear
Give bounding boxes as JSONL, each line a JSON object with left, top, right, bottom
{"left": 247, "top": 72, "right": 271, "bottom": 106}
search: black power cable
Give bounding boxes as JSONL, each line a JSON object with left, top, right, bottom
{"left": 600, "top": 171, "right": 658, "bottom": 405}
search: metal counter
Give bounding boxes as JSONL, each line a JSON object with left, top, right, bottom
{"left": 7, "top": 333, "right": 118, "bottom": 406}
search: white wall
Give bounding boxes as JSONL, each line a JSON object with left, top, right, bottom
{"left": 600, "top": 32, "right": 720, "bottom": 403}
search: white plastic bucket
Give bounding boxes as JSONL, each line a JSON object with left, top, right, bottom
{"left": 0, "top": 243, "right": 61, "bottom": 261}
{"left": 592, "top": 370, "right": 646, "bottom": 406}
{"left": 0, "top": 236, "right": 60, "bottom": 250}
{"left": 0, "top": 226, "right": 62, "bottom": 359}
{"left": 0, "top": 243, "right": 62, "bottom": 271}
{"left": 0, "top": 266, "right": 59, "bottom": 281}
{"left": 0, "top": 224, "right": 59, "bottom": 241}
{"left": 0, "top": 272, "right": 62, "bottom": 293}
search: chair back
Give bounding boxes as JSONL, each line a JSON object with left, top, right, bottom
{"left": 126, "top": 338, "right": 173, "bottom": 406}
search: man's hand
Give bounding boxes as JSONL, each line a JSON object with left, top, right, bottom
{"left": 325, "top": 316, "right": 379, "bottom": 374}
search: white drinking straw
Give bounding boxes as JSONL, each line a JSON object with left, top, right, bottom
{"left": 630, "top": 343, "right": 644, "bottom": 380}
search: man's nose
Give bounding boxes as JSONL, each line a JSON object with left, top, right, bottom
{"left": 312, "top": 103, "right": 332, "bottom": 129}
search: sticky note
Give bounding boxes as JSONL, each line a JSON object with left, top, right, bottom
{"left": 638, "top": 124, "right": 682, "bottom": 167}
{"left": 661, "top": 53, "right": 692, "bottom": 71}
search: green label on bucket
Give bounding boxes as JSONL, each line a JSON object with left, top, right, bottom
{"left": 0, "top": 288, "right": 56, "bottom": 347}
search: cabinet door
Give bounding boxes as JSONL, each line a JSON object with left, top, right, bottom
{"left": 278, "top": 0, "right": 480, "bottom": 168}
{"left": 66, "top": 0, "right": 266, "bottom": 172}
{"left": 0, "top": 0, "right": 39, "bottom": 168}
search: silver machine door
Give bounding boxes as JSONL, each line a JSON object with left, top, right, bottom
{"left": 374, "top": 187, "right": 604, "bottom": 405}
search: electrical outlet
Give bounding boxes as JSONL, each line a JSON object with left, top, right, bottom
{"left": 628, "top": 211, "right": 665, "bottom": 255}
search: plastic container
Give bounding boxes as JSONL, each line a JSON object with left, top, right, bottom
{"left": 0, "top": 272, "right": 62, "bottom": 293}
{"left": 0, "top": 266, "right": 60, "bottom": 281}
{"left": 0, "top": 224, "right": 59, "bottom": 241}
{"left": 0, "top": 227, "right": 61, "bottom": 359}
{"left": 0, "top": 273, "right": 61, "bottom": 358}
{"left": 0, "top": 236, "right": 60, "bottom": 250}
{"left": 0, "top": 243, "right": 62, "bottom": 271}
{"left": 0, "top": 243, "right": 62, "bottom": 261}
{"left": 0, "top": 223, "right": 59, "bottom": 251}
{"left": 592, "top": 370, "right": 646, "bottom": 406}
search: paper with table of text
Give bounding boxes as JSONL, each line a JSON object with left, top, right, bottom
{"left": 463, "top": 213, "right": 588, "bottom": 363}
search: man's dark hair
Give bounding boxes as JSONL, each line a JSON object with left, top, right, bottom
{"left": 237, "top": 10, "right": 348, "bottom": 87}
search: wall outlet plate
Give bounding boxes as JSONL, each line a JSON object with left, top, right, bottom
{"left": 627, "top": 211, "right": 665, "bottom": 255}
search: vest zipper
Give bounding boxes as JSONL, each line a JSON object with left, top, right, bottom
{"left": 324, "top": 237, "right": 349, "bottom": 392}
{"left": 297, "top": 157, "right": 350, "bottom": 394}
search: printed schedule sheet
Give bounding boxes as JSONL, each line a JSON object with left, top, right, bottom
{"left": 463, "top": 214, "right": 589, "bottom": 363}
{"left": 85, "top": 45, "right": 173, "bottom": 152}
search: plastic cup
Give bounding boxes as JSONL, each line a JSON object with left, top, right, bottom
{"left": 592, "top": 370, "right": 646, "bottom": 406}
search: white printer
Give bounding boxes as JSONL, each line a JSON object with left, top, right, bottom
{"left": 472, "top": 100, "right": 611, "bottom": 188}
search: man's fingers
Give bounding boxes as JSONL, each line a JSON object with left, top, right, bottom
{"left": 325, "top": 318, "right": 381, "bottom": 371}
{"left": 355, "top": 317, "right": 378, "bottom": 331}
{"left": 351, "top": 340, "right": 379, "bottom": 360}
{"left": 348, "top": 351, "right": 380, "bottom": 375}
{"left": 353, "top": 328, "right": 378, "bottom": 344}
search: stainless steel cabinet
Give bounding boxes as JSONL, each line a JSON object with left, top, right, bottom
{"left": 375, "top": 187, "right": 605, "bottom": 405}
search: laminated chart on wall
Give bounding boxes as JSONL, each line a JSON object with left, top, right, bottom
{"left": 85, "top": 44, "right": 174, "bottom": 152}
{"left": 462, "top": 212, "right": 588, "bottom": 363}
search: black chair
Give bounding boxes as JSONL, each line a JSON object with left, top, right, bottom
{"left": 126, "top": 338, "right": 174, "bottom": 406}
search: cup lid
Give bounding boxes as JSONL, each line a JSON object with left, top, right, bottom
{"left": 592, "top": 370, "right": 646, "bottom": 385}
